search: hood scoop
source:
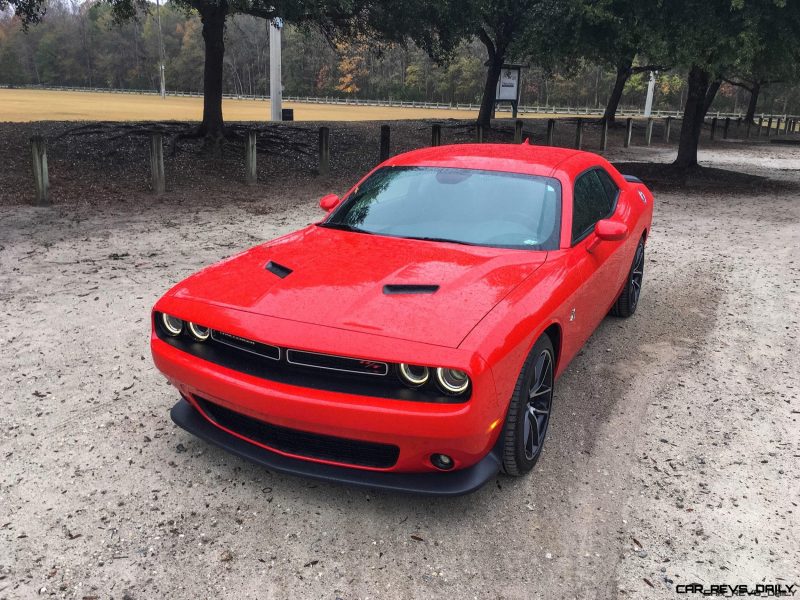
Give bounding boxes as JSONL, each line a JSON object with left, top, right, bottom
{"left": 383, "top": 284, "right": 440, "bottom": 295}
{"left": 265, "top": 260, "right": 293, "bottom": 279}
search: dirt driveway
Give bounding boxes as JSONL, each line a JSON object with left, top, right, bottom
{"left": 1, "top": 141, "right": 798, "bottom": 599}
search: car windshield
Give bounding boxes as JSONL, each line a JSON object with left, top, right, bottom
{"left": 322, "top": 166, "right": 562, "bottom": 250}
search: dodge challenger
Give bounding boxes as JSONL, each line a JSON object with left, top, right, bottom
{"left": 151, "top": 142, "right": 653, "bottom": 496}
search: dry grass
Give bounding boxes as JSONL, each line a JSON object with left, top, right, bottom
{"left": 0, "top": 88, "right": 497, "bottom": 122}
{"left": 0, "top": 88, "right": 584, "bottom": 122}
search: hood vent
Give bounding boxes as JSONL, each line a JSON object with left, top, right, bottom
{"left": 383, "top": 284, "right": 440, "bottom": 295}
{"left": 265, "top": 260, "right": 293, "bottom": 278}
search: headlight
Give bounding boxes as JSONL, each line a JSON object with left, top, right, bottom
{"left": 188, "top": 322, "right": 210, "bottom": 341}
{"left": 161, "top": 313, "right": 183, "bottom": 336}
{"left": 435, "top": 367, "right": 470, "bottom": 395}
{"left": 398, "top": 363, "right": 430, "bottom": 387}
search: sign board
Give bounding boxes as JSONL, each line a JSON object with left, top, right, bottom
{"left": 496, "top": 66, "right": 521, "bottom": 102}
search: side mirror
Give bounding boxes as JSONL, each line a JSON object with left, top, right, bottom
{"left": 587, "top": 219, "right": 628, "bottom": 252}
{"left": 319, "top": 193, "right": 340, "bottom": 212}
{"left": 594, "top": 219, "right": 628, "bottom": 241}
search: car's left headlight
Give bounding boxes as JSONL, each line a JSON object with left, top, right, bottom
{"left": 187, "top": 322, "right": 211, "bottom": 341}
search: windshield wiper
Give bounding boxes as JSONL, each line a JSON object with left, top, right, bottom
{"left": 318, "top": 222, "right": 372, "bottom": 234}
{"left": 403, "top": 235, "right": 480, "bottom": 246}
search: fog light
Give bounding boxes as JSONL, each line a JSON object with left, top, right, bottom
{"left": 161, "top": 313, "right": 183, "bottom": 336}
{"left": 431, "top": 453, "right": 454, "bottom": 471}
{"left": 188, "top": 322, "right": 210, "bottom": 341}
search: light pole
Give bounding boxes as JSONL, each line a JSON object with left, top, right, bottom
{"left": 155, "top": 0, "right": 166, "bottom": 98}
{"left": 269, "top": 17, "right": 283, "bottom": 121}
{"left": 643, "top": 71, "right": 656, "bottom": 117}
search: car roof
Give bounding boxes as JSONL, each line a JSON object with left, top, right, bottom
{"left": 382, "top": 143, "right": 584, "bottom": 177}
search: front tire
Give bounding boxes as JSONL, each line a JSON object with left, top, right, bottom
{"left": 611, "top": 237, "right": 645, "bottom": 318}
{"left": 501, "top": 333, "right": 555, "bottom": 476}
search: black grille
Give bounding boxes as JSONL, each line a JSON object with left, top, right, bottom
{"left": 154, "top": 312, "right": 469, "bottom": 403}
{"left": 195, "top": 397, "right": 400, "bottom": 469}
{"left": 211, "top": 329, "right": 280, "bottom": 360}
{"left": 286, "top": 349, "right": 388, "bottom": 376}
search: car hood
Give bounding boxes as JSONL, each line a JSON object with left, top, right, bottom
{"left": 171, "top": 226, "right": 547, "bottom": 347}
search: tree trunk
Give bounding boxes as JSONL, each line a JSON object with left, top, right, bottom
{"left": 198, "top": 0, "right": 228, "bottom": 151}
{"left": 603, "top": 59, "right": 632, "bottom": 125}
{"left": 477, "top": 59, "right": 503, "bottom": 128}
{"left": 745, "top": 81, "right": 760, "bottom": 122}
{"left": 477, "top": 57, "right": 503, "bottom": 129}
{"left": 674, "top": 65, "right": 712, "bottom": 169}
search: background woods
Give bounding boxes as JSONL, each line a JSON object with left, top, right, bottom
{"left": 1, "top": 0, "right": 799, "bottom": 116}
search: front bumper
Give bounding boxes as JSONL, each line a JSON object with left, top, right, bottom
{"left": 171, "top": 398, "right": 502, "bottom": 496}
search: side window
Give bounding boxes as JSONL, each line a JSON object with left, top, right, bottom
{"left": 572, "top": 171, "right": 612, "bottom": 242}
{"left": 594, "top": 168, "right": 619, "bottom": 206}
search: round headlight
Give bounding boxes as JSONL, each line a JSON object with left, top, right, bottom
{"left": 435, "top": 367, "right": 470, "bottom": 395}
{"left": 161, "top": 313, "right": 183, "bottom": 336}
{"left": 398, "top": 363, "right": 430, "bottom": 387}
{"left": 188, "top": 322, "right": 210, "bottom": 341}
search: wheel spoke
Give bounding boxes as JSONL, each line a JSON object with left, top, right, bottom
{"left": 525, "top": 409, "right": 539, "bottom": 457}
{"left": 530, "top": 386, "right": 552, "bottom": 398}
{"left": 523, "top": 349, "right": 553, "bottom": 460}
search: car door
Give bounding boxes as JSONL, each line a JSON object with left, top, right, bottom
{"left": 565, "top": 168, "right": 626, "bottom": 348}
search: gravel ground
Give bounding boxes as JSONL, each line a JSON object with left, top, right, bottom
{"left": 0, "top": 133, "right": 798, "bottom": 599}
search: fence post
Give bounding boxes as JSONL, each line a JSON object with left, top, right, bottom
{"left": 775, "top": 117, "right": 782, "bottom": 134}
{"left": 476, "top": 123, "right": 485, "bottom": 143}
{"left": 379, "top": 125, "right": 391, "bottom": 161}
{"left": 574, "top": 119, "right": 583, "bottom": 149}
{"left": 710, "top": 117, "right": 717, "bottom": 140}
{"left": 664, "top": 116, "right": 672, "bottom": 143}
{"left": 624, "top": 118, "right": 633, "bottom": 148}
{"left": 30, "top": 135, "right": 49, "bottom": 206}
{"left": 318, "top": 126, "right": 330, "bottom": 175}
{"left": 245, "top": 131, "right": 257, "bottom": 185}
{"left": 546, "top": 119, "right": 555, "bottom": 146}
{"left": 645, "top": 118, "right": 654, "bottom": 146}
{"left": 766, "top": 117, "right": 773, "bottom": 136}
{"left": 757, "top": 116, "right": 764, "bottom": 137}
{"left": 600, "top": 118, "right": 608, "bottom": 152}
{"left": 784, "top": 118, "right": 790, "bottom": 134}
{"left": 431, "top": 124, "right": 441, "bottom": 147}
{"left": 723, "top": 117, "right": 730, "bottom": 140}
{"left": 514, "top": 119, "right": 524, "bottom": 143}
{"left": 149, "top": 132, "right": 165, "bottom": 195}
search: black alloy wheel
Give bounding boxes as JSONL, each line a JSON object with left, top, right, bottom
{"left": 611, "top": 237, "right": 645, "bottom": 318}
{"left": 502, "top": 333, "right": 555, "bottom": 475}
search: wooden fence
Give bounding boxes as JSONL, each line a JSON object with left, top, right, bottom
{"left": 26, "top": 115, "right": 800, "bottom": 204}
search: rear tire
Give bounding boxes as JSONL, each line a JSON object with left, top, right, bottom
{"left": 611, "top": 237, "right": 645, "bottom": 318}
{"left": 501, "top": 333, "right": 555, "bottom": 476}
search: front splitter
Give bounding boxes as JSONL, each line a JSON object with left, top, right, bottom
{"left": 170, "top": 398, "right": 501, "bottom": 496}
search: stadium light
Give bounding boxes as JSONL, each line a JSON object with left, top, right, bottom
{"left": 644, "top": 71, "right": 656, "bottom": 117}
{"left": 155, "top": 0, "right": 166, "bottom": 99}
{"left": 269, "top": 17, "right": 283, "bottom": 121}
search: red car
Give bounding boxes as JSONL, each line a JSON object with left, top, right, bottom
{"left": 151, "top": 143, "right": 652, "bottom": 495}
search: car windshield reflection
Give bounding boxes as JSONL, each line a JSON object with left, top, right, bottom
{"left": 321, "top": 166, "right": 562, "bottom": 250}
